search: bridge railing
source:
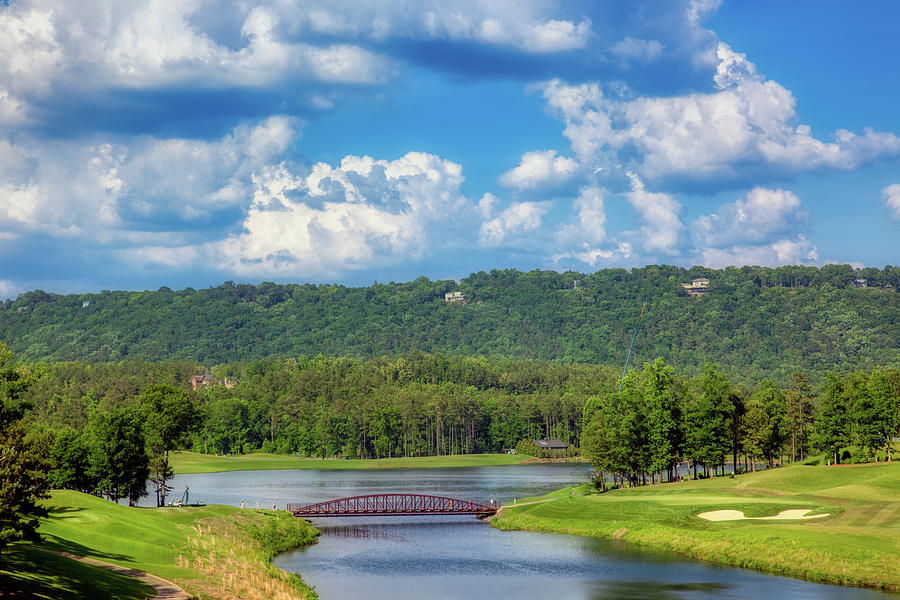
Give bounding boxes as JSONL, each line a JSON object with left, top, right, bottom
{"left": 287, "top": 493, "right": 498, "bottom": 518}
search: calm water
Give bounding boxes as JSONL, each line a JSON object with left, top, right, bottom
{"left": 160, "top": 465, "right": 895, "bottom": 600}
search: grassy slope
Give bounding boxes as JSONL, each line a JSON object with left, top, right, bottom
{"left": 170, "top": 451, "right": 531, "bottom": 473}
{"left": 1, "top": 543, "right": 155, "bottom": 599}
{"left": 35, "top": 490, "right": 319, "bottom": 600}
{"left": 494, "top": 462, "right": 900, "bottom": 592}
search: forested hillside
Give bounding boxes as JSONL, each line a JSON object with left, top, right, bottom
{"left": 2, "top": 264, "right": 898, "bottom": 382}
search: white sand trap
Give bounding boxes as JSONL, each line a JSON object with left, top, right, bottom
{"left": 698, "top": 508, "right": 829, "bottom": 521}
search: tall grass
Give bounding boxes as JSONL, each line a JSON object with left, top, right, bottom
{"left": 38, "top": 490, "right": 319, "bottom": 600}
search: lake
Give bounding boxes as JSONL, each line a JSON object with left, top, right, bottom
{"left": 160, "top": 465, "right": 895, "bottom": 600}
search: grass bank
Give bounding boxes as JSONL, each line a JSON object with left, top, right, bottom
{"left": 493, "top": 461, "right": 900, "bottom": 592}
{"left": 1, "top": 543, "right": 156, "bottom": 599}
{"left": 25, "top": 490, "right": 319, "bottom": 600}
{"left": 170, "top": 451, "right": 533, "bottom": 473}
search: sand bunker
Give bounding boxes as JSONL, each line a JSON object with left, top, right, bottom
{"left": 698, "top": 509, "right": 829, "bottom": 521}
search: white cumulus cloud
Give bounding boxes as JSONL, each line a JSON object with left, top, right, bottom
{"left": 625, "top": 174, "right": 684, "bottom": 254}
{"left": 500, "top": 150, "right": 578, "bottom": 190}
{"left": 539, "top": 43, "right": 900, "bottom": 184}
{"left": 479, "top": 201, "right": 550, "bottom": 247}
{"left": 694, "top": 187, "right": 805, "bottom": 247}
{"left": 700, "top": 235, "right": 818, "bottom": 269}
{"left": 205, "top": 152, "right": 473, "bottom": 276}
{"left": 609, "top": 37, "right": 664, "bottom": 65}
{"left": 882, "top": 184, "right": 900, "bottom": 219}
{"left": 0, "top": 116, "right": 301, "bottom": 238}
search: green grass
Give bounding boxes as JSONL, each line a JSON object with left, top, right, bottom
{"left": 494, "top": 461, "right": 900, "bottom": 592}
{"left": 1, "top": 543, "right": 155, "bottom": 599}
{"left": 33, "top": 490, "right": 319, "bottom": 599}
{"left": 170, "top": 451, "right": 534, "bottom": 473}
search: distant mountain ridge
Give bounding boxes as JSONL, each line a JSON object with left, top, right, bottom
{"left": 2, "top": 265, "right": 898, "bottom": 383}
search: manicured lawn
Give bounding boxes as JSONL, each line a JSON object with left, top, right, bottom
{"left": 1, "top": 543, "right": 155, "bottom": 600}
{"left": 494, "top": 461, "right": 900, "bottom": 592}
{"left": 34, "top": 490, "right": 319, "bottom": 600}
{"left": 170, "top": 450, "right": 533, "bottom": 473}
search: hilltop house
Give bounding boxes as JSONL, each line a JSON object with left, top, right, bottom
{"left": 681, "top": 277, "right": 709, "bottom": 296}
{"left": 190, "top": 374, "right": 215, "bottom": 390}
{"left": 444, "top": 291, "right": 465, "bottom": 304}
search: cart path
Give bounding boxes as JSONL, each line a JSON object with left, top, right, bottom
{"left": 43, "top": 549, "right": 190, "bottom": 599}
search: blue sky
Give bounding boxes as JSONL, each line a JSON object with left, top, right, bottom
{"left": 1, "top": 0, "right": 898, "bottom": 298}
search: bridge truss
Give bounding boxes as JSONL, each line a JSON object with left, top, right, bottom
{"left": 287, "top": 494, "right": 497, "bottom": 518}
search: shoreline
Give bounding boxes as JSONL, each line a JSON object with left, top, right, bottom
{"left": 169, "top": 450, "right": 585, "bottom": 474}
{"left": 37, "top": 491, "right": 320, "bottom": 600}
{"left": 491, "top": 462, "right": 900, "bottom": 593}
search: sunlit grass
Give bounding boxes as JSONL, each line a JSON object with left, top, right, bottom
{"left": 495, "top": 461, "right": 900, "bottom": 592}
{"left": 35, "top": 490, "right": 319, "bottom": 600}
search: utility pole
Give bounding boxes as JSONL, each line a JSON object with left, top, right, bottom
{"left": 619, "top": 300, "right": 646, "bottom": 391}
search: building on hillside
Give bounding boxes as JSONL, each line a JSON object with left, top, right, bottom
{"left": 680, "top": 277, "right": 709, "bottom": 296}
{"left": 190, "top": 374, "right": 215, "bottom": 390}
{"left": 444, "top": 291, "right": 465, "bottom": 304}
{"left": 852, "top": 278, "right": 867, "bottom": 288}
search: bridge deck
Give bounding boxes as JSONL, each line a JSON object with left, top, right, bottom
{"left": 287, "top": 493, "right": 498, "bottom": 518}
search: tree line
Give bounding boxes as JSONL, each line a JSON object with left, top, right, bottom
{"left": 17, "top": 352, "right": 900, "bottom": 473}
{"left": 2, "top": 265, "right": 898, "bottom": 383}
{"left": 582, "top": 359, "right": 900, "bottom": 489}
{"left": 3, "top": 343, "right": 899, "bottom": 555}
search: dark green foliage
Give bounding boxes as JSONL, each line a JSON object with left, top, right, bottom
{"left": 49, "top": 428, "right": 96, "bottom": 492}
{"left": 141, "top": 384, "right": 199, "bottom": 506}
{"left": 815, "top": 374, "right": 852, "bottom": 464}
{"left": 0, "top": 343, "right": 48, "bottom": 559}
{"left": 87, "top": 406, "right": 149, "bottom": 505}
{"left": 2, "top": 266, "right": 898, "bottom": 382}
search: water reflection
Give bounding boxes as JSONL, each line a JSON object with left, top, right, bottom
{"left": 167, "top": 465, "right": 895, "bottom": 600}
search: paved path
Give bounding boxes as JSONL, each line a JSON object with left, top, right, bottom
{"left": 494, "top": 497, "right": 557, "bottom": 516}
{"left": 43, "top": 549, "right": 190, "bottom": 599}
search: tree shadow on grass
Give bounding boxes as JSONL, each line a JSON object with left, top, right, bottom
{"left": 0, "top": 543, "right": 154, "bottom": 600}
{"left": 37, "top": 534, "right": 132, "bottom": 563}
{"left": 46, "top": 505, "right": 86, "bottom": 516}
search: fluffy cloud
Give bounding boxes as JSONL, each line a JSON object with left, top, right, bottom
{"left": 625, "top": 174, "right": 684, "bottom": 254}
{"left": 609, "top": 37, "right": 664, "bottom": 65}
{"left": 0, "top": 0, "right": 594, "bottom": 125}
{"left": 693, "top": 187, "right": 817, "bottom": 268}
{"left": 685, "top": 0, "right": 722, "bottom": 26}
{"left": 540, "top": 43, "right": 900, "bottom": 184}
{"left": 207, "top": 152, "right": 472, "bottom": 276}
{"left": 0, "top": 279, "right": 22, "bottom": 301}
{"left": 883, "top": 184, "right": 900, "bottom": 219}
{"left": 552, "top": 186, "right": 633, "bottom": 267}
{"left": 694, "top": 187, "right": 805, "bottom": 247}
{"left": 479, "top": 201, "right": 550, "bottom": 247}
{"left": 699, "top": 235, "right": 818, "bottom": 269}
{"left": 500, "top": 150, "right": 578, "bottom": 190}
{"left": 0, "top": 116, "right": 300, "bottom": 238}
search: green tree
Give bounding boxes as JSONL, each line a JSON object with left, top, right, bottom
{"left": 685, "top": 365, "right": 734, "bottom": 476}
{"left": 49, "top": 427, "right": 96, "bottom": 492}
{"left": 642, "top": 359, "right": 682, "bottom": 482}
{"left": 786, "top": 372, "right": 815, "bottom": 461}
{"left": 0, "top": 343, "right": 47, "bottom": 560}
{"left": 88, "top": 406, "right": 149, "bottom": 505}
{"left": 141, "top": 384, "right": 198, "bottom": 506}
{"left": 815, "top": 374, "right": 851, "bottom": 464}
{"left": 204, "top": 397, "right": 249, "bottom": 455}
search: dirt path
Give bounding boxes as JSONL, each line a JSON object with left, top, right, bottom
{"left": 43, "top": 550, "right": 190, "bottom": 599}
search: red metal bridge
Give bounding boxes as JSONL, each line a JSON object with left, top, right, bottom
{"left": 287, "top": 494, "right": 498, "bottom": 518}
